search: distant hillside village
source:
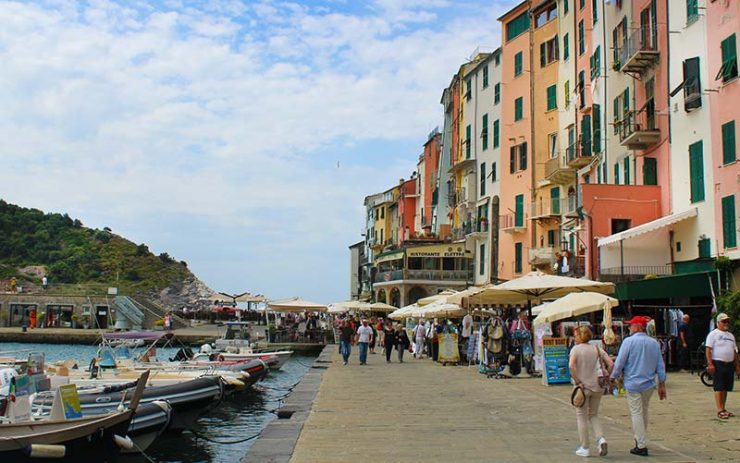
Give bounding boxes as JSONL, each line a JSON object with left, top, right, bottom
{"left": 349, "top": 0, "right": 739, "bottom": 310}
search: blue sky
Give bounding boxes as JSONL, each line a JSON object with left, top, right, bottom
{"left": 0, "top": 0, "right": 514, "bottom": 303}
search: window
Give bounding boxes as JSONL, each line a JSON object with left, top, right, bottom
{"left": 381, "top": 207, "right": 385, "bottom": 219}
{"left": 564, "top": 0, "right": 569, "bottom": 15}
{"left": 613, "top": 94, "right": 622, "bottom": 136}
{"left": 548, "top": 132, "right": 558, "bottom": 159}
{"left": 698, "top": 238, "right": 711, "bottom": 258}
{"left": 520, "top": 142, "right": 528, "bottom": 170}
{"left": 514, "top": 242, "right": 523, "bottom": 273}
{"left": 578, "top": 70, "right": 585, "bottom": 108}
{"left": 592, "top": 0, "right": 598, "bottom": 23}
{"left": 567, "top": 125, "right": 575, "bottom": 160}
{"left": 612, "top": 17, "right": 627, "bottom": 63}
{"left": 722, "top": 120, "right": 736, "bottom": 164}
{"left": 718, "top": 34, "right": 738, "bottom": 83}
{"left": 682, "top": 57, "right": 702, "bottom": 111}
{"left": 564, "top": 80, "right": 570, "bottom": 107}
{"left": 482, "top": 65, "right": 489, "bottom": 88}
{"left": 614, "top": 163, "right": 620, "bottom": 185}
{"left": 510, "top": 142, "right": 528, "bottom": 172}
{"left": 578, "top": 20, "right": 585, "bottom": 55}
{"left": 643, "top": 157, "right": 657, "bottom": 185}
{"left": 506, "top": 12, "right": 530, "bottom": 41}
{"left": 689, "top": 140, "right": 705, "bottom": 203}
{"left": 547, "top": 229, "right": 556, "bottom": 247}
{"left": 611, "top": 219, "right": 631, "bottom": 234}
{"left": 515, "top": 195, "right": 524, "bottom": 227}
{"left": 687, "top": 0, "right": 698, "bottom": 24}
{"left": 563, "top": 33, "right": 570, "bottom": 61}
{"left": 551, "top": 187, "right": 560, "bottom": 214}
{"left": 465, "top": 79, "right": 472, "bottom": 100}
{"left": 535, "top": 3, "right": 558, "bottom": 28}
{"left": 465, "top": 124, "right": 471, "bottom": 159}
{"left": 546, "top": 84, "right": 557, "bottom": 111}
{"left": 515, "top": 52, "right": 523, "bottom": 76}
{"left": 495, "top": 54, "right": 500, "bottom": 66}
{"left": 515, "top": 97, "right": 524, "bottom": 121}
{"left": 722, "top": 195, "right": 737, "bottom": 248}
{"left": 592, "top": 103, "right": 601, "bottom": 153}
{"left": 590, "top": 46, "right": 601, "bottom": 80}
{"left": 480, "top": 162, "right": 487, "bottom": 196}
{"left": 479, "top": 243, "right": 486, "bottom": 275}
{"left": 493, "top": 119, "right": 500, "bottom": 148}
{"left": 624, "top": 157, "right": 631, "bottom": 184}
{"left": 491, "top": 161, "right": 497, "bottom": 182}
{"left": 494, "top": 83, "right": 501, "bottom": 104}
{"left": 581, "top": 114, "right": 592, "bottom": 157}
{"left": 579, "top": 0, "right": 585, "bottom": 10}
{"left": 482, "top": 113, "right": 489, "bottom": 150}
{"left": 540, "top": 37, "right": 559, "bottom": 67}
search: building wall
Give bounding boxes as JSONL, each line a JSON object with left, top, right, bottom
{"left": 423, "top": 131, "right": 441, "bottom": 228}
{"left": 398, "top": 178, "right": 417, "bottom": 244}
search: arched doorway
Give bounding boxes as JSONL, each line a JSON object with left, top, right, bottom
{"left": 407, "top": 286, "right": 428, "bottom": 305}
{"left": 376, "top": 289, "right": 387, "bottom": 304}
{"left": 389, "top": 288, "right": 400, "bottom": 308}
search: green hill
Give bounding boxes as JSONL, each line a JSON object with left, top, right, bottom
{"left": 0, "top": 199, "right": 192, "bottom": 295}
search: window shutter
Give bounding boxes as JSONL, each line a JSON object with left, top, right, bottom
{"left": 520, "top": 142, "right": 528, "bottom": 170}
{"left": 550, "top": 187, "right": 560, "bottom": 215}
{"left": 722, "top": 195, "right": 737, "bottom": 248}
{"left": 624, "top": 157, "right": 631, "bottom": 184}
{"left": 581, "top": 114, "right": 592, "bottom": 157}
{"left": 510, "top": 146, "right": 517, "bottom": 173}
{"left": 614, "top": 163, "right": 620, "bottom": 185}
{"left": 493, "top": 119, "right": 500, "bottom": 148}
{"left": 722, "top": 120, "right": 736, "bottom": 164}
{"left": 689, "top": 141, "right": 705, "bottom": 203}
{"left": 643, "top": 157, "right": 657, "bottom": 185}
{"left": 623, "top": 87, "right": 630, "bottom": 114}
{"left": 683, "top": 57, "right": 702, "bottom": 111}
{"left": 480, "top": 162, "right": 486, "bottom": 196}
{"left": 540, "top": 43, "right": 546, "bottom": 67}
{"left": 515, "top": 195, "right": 524, "bottom": 227}
{"left": 482, "top": 113, "right": 489, "bottom": 150}
{"left": 564, "top": 33, "right": 569, "bottom": 60}
{"left": 592, "top": 104, "right": 601, "bottom": 153}
{"left": 466, "top": 124, "right": 471, "bottom": 158}
{"left": 515, "top": 243, "right": 523, "bottom": 273}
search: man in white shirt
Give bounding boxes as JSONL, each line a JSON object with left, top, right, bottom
{"left": 461, "top": 313, "right": 473, "bottom": 362}
{"left": 356, "top": 319, "right": 374, "bottom": 365}
{"left": 413, "top": 320, "right": 426, "bottom": 358}
{"left": 705, "top": 313, "right": 739, "bottom": 419}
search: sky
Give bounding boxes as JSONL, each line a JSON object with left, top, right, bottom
{"left": 0, "top": 0, "right": 515, "bottom": 304}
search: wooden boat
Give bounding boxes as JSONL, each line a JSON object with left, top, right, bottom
{"left": 0, "top": 371, "right": 149, "bottom": 462}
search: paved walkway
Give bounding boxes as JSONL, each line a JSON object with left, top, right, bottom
{"left": 289, "top": 351, "right": 738, "bottom": 462}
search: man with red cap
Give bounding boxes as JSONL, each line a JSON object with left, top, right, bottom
{"left": 610, "top": 315, "right": 667, "bottom": 457}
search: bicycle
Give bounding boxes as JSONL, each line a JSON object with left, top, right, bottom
{"left": 694, "top": 344, "right": 714, "bottom": 388}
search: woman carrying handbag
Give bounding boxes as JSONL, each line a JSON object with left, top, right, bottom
{"left": 569, "top": 326, "right": 614, "bottom": 458}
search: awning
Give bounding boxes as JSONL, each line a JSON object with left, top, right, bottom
{"left": 616, "top": 271, "right": 719, "bottom": 300}
{"left": 598, "top": 208, "right": 697, "bottom": 247}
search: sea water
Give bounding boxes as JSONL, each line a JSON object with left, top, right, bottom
{"left": 0, "top": 342, "right": 315, "bottom": 462}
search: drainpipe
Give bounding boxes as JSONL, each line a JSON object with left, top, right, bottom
{"left": 669, "top": 229, "right": 675, "bottom": 274}
{"left": 529, "top": 10, "right": 537, "bottom": 273}
{"left": 620, "top": 239, "right": 624, "bottom": 279}
{"left": 491, "top": 196, "right": 500, "bottom": 283}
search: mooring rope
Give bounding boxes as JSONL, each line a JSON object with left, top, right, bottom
{"left": 188, "top": 428, "right": 262, "bottom": 445}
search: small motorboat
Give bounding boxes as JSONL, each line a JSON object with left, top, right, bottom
{"left": 123, "top": 400, "right": 171, "bottom": 454}
{"left": 192, "top": 322, "right": 294, "bottom": 370}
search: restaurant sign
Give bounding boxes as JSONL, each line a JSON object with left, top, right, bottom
{"left": 407, "top": 244, "right": 468, "bottom": 258}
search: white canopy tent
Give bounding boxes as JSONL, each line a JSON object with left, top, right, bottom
{"left": 532, "top": 292, "right": 619, "bottom": 326}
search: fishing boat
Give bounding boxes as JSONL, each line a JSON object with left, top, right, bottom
{"left": 0, "top": 371, "right": 149, "bottom": 463}
{"left": 193, "top": 322, "right": 294, "bottom": 370}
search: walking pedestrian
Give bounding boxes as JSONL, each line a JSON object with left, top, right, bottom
{"left": 383, "top": 322, "right": 397, "bottom": 363}
{"left": 677, "top": 314, "right": 693, "bottom": 372}
{"left": 413, "top": 319, "right": 426, "bottom": 358}
{"left": 369, "top": 316, "right": 378, "bottom": 354}
{"left": 339, "top": 320, "right": 355, "bottom": 365}
{"left": 395, "top": 324, "right": 410, "bottom": 363}
{"left": 705, "top": 313, "right": 739, "bottom": 420}
{"left": 356, "top": 319, "right": 373, "bottom": 365}
{"left": 609, "top": 315, "right": 666, "bottom": 457}
{"left": 569, "top": 326, "right": 613, "bottom": 457}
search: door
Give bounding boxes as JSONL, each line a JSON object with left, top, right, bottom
{"left": 96, "top": 306, "right": 109, "bottom": 329}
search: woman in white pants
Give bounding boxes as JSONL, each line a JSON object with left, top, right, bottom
{"left": 569, "top": 326, "right": 613, "bottom": 458}
{"left": 413, "top": 320, "right": 426, "bottom": 358}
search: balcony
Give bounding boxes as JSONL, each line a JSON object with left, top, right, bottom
{"left": 531, "top": 199, "right": 562, "bottom": 221}
{"left": 500, "top": 213, "right": 527, "bottom": 234}
{"left": 544, "top": 157, "right": 576, "bottom": 185}
{"left": 566, "top": 139, "right": 592, "bottom": 168}
{"left": 599, "top": 264, "right": 672, "bottom": 284}
{"left": 529, "top": 246, "right": 558, "bottom": 266}
{"left": 618, "top": 105, "right": 660, "bottom": 150}
{"left": 467, "top": 218, "right": 489, "bottom": 240}
{"left": 373, "top": 269, "right": 473, "bottom": 283}
{"left": 616, "top": 28, "right": 659, "bottom": 75}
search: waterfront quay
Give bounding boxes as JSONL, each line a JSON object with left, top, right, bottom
{"left": 250, "top": 351, "right": 738, "bottom": 463}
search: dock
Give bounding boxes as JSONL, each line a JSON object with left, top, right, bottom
{"left": 244, "top": 349, "right": 738, "bottom": 463}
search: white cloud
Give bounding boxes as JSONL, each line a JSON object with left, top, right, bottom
{"left": 0, "top": 0, "right": 514, "bottom": 302}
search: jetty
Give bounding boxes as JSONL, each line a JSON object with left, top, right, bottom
{"left": 243, "top": 350, "right": 738, "bottom": 463}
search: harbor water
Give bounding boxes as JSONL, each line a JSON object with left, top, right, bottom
{"left": 0, "top": 342, "right": 316, "bottom": 463}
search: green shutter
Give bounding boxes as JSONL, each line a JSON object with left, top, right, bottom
{"left": 564, "top": 80, "right": 570, "bottom": 107}
{"left": 722, "top": 195, "right": 737, "bottom": 248}
{"left": 547, "top": 230, "right": 556, "bottom": 246}
{"left": 623, "top": 87, "right": 630, "bottom": 114}
{"left": 595, "top": 46, "right": 600, "bottom": 77}
{"left": 483, "top": 65, "right": 489, "bottom": 88}
{"left": 482, "top": 113, "right": 489, "bottom": 150}
{"left": 506, "top": 12, "right": 530, "bottom": 41}
{"left": 466, "top": 124, "right": 471, "bottom": 159}
{"left": 581, "top": 114, "right": 592, "bottom": 157}
{"left": 614, "top": 163, "right": 620, "bottom": 185}
{"left": 687, "top": 0, "right": 698, "bottom": 22}
{"left": 593, "top": 0, "right": 598, "bottom": 23}
{"left": 495, "top": 83, "right": 501, "bottom": 104}
{"left": 564, "top": 33, "right": 569, "bottom": 60}
{"left": 520, "top": 142, "right": 528, "bottom": 170}
{"left": 689, "top": 141, "right": 705, "bottom": 203}
{"left": 551, "top": 187, "right": 560, "bottom": 215}
{"left": 515, "top": 194, "right": 524, "bottom": 227}
{"left": 592, "top": 104, "right": 601, "bottom": 153}
{"left": 480, "top": 163, "right": 486, "bottom": 196}
{"left": 613, "top": 96, "right": 621, "bottom": 135}
{"left": 719, "top": 34, "right": 737, "bottom": 82}
{"left": 515, "top": 52, "right": 523, "bottom": 76}
{"left": 624, "top": 157, "right": 631, "bottom": 184}
{"left": 510, "top": 146, "right": 517, "bottom": 173}
{"left": 722, "top": 120, "right": 736, "bottom": 164}
{"left": 547, "top": 85, "right": 557, "bottom": 110}
{"left": 515, "top": 97, "right": 523, "bottom": 121}
{"left": 643, "top": 157, "right": 657, "bottom": 185}
{"left": 578, "top": 20, "right": 585, "bottom": 55}
{"left": 515, "top": 243, "right": 523, "bottom": 273}
{"left": 493, "top": 119, "right": 500, "bottom": 148}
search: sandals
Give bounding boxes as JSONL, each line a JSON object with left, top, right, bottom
{"left": 726, "top": 411, "right": 735, "bottom": 417}
{"left": 717, "top": 410, "right": 731, "bottom": 419}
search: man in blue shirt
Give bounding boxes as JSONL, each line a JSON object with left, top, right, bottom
{"left": 610, "top": 316, "right": 667, "bottom": 457}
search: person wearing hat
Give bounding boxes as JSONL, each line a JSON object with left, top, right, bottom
{"left": 610, "top": 315, "right": 667, "bottom": 457}
{"left": 356, "top": 319, "right": 374, "bottom": 365}
{"left": 705, "top": 313, "right": 739, "bottom": 420}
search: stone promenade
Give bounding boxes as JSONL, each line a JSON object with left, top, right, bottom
{"left": 288, "top": 351, "right": 738, "bottom": 463}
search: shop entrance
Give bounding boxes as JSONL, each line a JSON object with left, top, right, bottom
{"left": 9, "top": 304, "right": 37, "bottom": 327}
{"left": 95, "top": 305, "right": 109, "bottom": 329}
{"left": 46, "top": 304, "right": 74, "bottom": 328}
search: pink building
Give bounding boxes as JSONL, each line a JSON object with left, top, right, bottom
{"left": 397, "top": 178, "right": 417, "bottom": 245}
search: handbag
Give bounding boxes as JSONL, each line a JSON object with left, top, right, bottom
{"left": 595, "top": 346, "right": 613, "bottom": 394}
{"left": 571, "top": 385, "right": 586, "bottom": 408}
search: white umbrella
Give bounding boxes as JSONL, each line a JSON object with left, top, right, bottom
{"left": 266, "top": 297, "right": 328, "bottom": 313}
{"left": 206, "top": 292, "right": 266, "bottom": 303}
{"left": 532, "top": 292, "right": 619, "bottom": 326}
{"left": 369, "top": 302, "right": 397, "bottom": 313}
{"left": 417, "top": 290, "right": 458, "bottom": 307}
{"left": 389, "top": 303, "right": 417, "bottom": 320}
{"left": 329, "top": 300, "right": 372, "bottom": 313}
{"left": 411, "top": 301, "right": 465, "bottom": 319}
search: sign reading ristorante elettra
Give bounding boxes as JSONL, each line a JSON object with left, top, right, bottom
{"left": 406, "top": 244, "right": 469, "bottom": 258}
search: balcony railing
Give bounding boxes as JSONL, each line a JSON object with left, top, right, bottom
{"left": 618, "top": 105, "right": 660, "bottom": 150}
{"left": 599, "top": 265, "right": 672, "bottom": 284}
{"left": 545, "top": 157, "right": 575, "bottom": 184}
{"left": 374, "top": 269, "right": 473, "bottom": 283}
{"left": 616, "top": 27, "right": 659, "bottom": 75}
{"left": 566, "top": 139, "right": 592, "bottom": 168}
{"left": 531, "top": 197, "right": 577, "bottom": 219}
{"left": 500, "top": 213, "right": 527, "bottom": 233}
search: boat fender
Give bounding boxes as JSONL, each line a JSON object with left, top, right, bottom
{"left": 113, "top": 434, "right": 134, "bottom": 450}
{"left": 239, "top": 371, "right": 251, "bottom": 379}
{"left": 24, "top": 444, "right": 66, "bottom": 458}
{"left": 151, "top": 400, "right": 172, "bottom": 413}
{"left": 218, "top": 354, "right": 225, "bottom": 362}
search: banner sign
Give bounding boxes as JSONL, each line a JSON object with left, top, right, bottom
{"left": 437, "top": 333, "right": 460, "bottom": 363}
{"left": 543, "top": 337, "right": 571, "bottom": 384}
{"left": 59, "top": 384, "right": 83, "bottom": 419}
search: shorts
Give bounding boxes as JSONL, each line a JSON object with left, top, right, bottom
{"left": 713, "top": 360, "right": 735, "bottom": 392}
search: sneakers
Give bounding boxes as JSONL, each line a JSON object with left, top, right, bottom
{"left": 575, "top": 447, "right": 590, "bottom": 457}
{"left": 629, "top": 446, "right": 648, "bottom": 457}
{"left": 343, "top": 361, "right": 347, "bottom": 365}
{"left": 597, "top": 438, "right": 608, "bottom": 457}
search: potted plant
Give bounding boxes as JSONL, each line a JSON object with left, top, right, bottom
{"left": 81, "top": 314, "right": 91, "bottom": 330}
{"left": 71, "top": 314, "right": 79, "bottom": 329}
{"left": 154, "top": 319, "right": 165, "bottom": 330}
